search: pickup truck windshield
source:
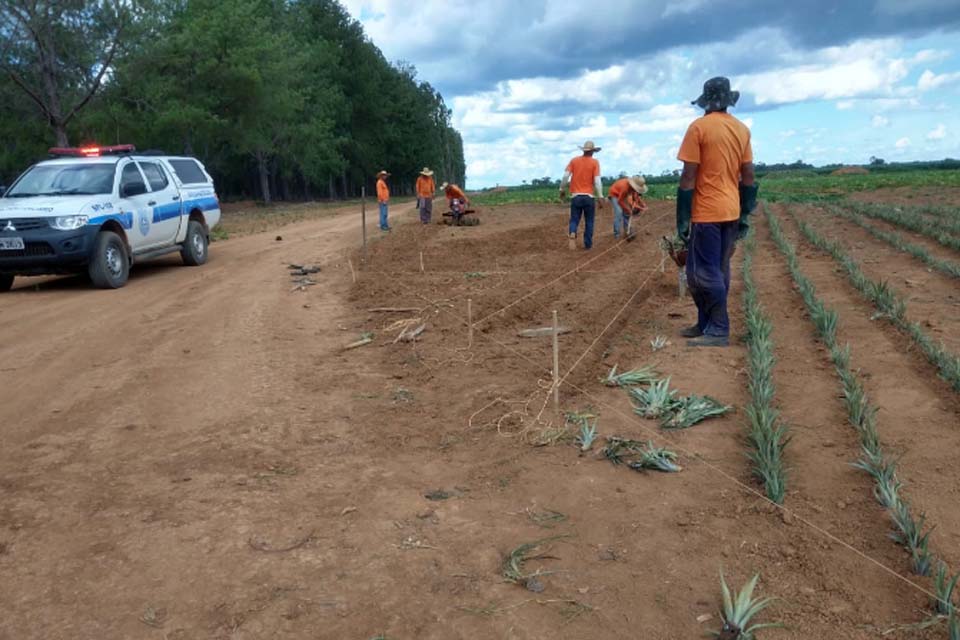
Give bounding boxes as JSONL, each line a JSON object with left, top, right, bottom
{"left": 4, "top": 164, "right": 116, "bottom": 198}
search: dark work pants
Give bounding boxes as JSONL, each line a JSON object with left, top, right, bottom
{"left": 568, "top": 195, "right": 596, "bottom": 248}
{"left": 686, "top": 221, "right": 739, "bottom": 337}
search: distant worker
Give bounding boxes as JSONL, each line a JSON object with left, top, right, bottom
{"left": 559, "top": 141, "right": 605, "bottom": 250}
{"left": 416, "top": 167, "right": 436, "bottom": 224}
{"left": 376, "top": 170, "right": 391, "bottom": 231}
{"left": 440, "top": 182, "right": 469, "bottom": 225}
{"left": 608, "top": 175, "right": 648, "bottom": 240}
{"left": 676, "top": 77, "right": 757, "bottom": 347}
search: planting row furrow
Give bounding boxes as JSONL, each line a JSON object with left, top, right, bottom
{"left": 840, "top": 200, "right": 960, "bottom": 253}
{"left": 765, "top": 204, "right": 959, "bottom": 634}
{"left": 740, "top": 230, "right": 789, "bottom": 504}
{"left": 823, "top": 204, "right": 960, "bottom": 279}
{"left": 786, "top": 206, "right": 960, "bottom": 392}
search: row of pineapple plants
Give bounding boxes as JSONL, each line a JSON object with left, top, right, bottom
{"left": 766, "top": 204, "right": 958, "bottom": 635}
{"left": 786, "top": 206, "right": 960, "bottom": 392}
{"left": 740, "top": 230, "right": 789, "bottom": 504}
{"left": 822, "top": 204, "right": 960, "bottom": 279}
{"left": 839, "top": 200, "right": 960, "bottom": 253}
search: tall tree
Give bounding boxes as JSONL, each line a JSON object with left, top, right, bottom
{"left": 0, "top": 0, "right": 133, "bottom": 146}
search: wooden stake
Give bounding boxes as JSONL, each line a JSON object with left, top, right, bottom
{"left": 552, "top": 310, "right": 560, "bottom": 413}
{"left": 660, "top": 248, "right": 666, "bottom": 273}
{"left": 678, "top": 270, "right": 686, "bottom": 298}
{"left": 467, "top": 298, "right": 473, "bottom": 348}
{"left": 361, "top": 186, "right": 368, "bottom": 263}
{"left": 348, "top": 258, "right": 356, "bottom": 283}
{"left": 419, "top": 251, "right": 424, "bottom": 273}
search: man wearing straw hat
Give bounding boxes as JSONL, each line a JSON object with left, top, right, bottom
{"left": 415, "top": 167, "right": 436, "bottom": 224}
{"left": 676, "top": 76, "right": 757, "bottom": 347}
{"left": 376, "top": 170, "right": 391, "bottom": 231}
{"left": 559, "top": 141, "right": 605, "bottom": 250}
{"left": 608, "top": 174, "right": 648, "bottom": 240}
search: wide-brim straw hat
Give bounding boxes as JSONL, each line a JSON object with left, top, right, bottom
{"left": 579, "top": 140, "right": 602, "bottom": 152}
{"left": 628, "top": 175, "right": 648, "bottom": 194}
{"left": 377, "top": 170, "right": 390, "bottom": 178}
{"left": 420, "top": 167, "right": 434, "bottom": 176}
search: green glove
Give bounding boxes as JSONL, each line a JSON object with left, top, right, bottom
{"left": 738, "top": 183, "right": 759, "bottom": 239}
{"left": 676, "top": 188, "right": 694, "bottom": 244}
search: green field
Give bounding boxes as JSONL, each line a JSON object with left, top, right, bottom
{"left": 471, "top": 168, "right": 960, "bottom": 206}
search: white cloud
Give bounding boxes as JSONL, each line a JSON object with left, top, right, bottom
{"left": 871, "top": 115, "right": 890, "bottom": 127}
{"left": 738, "top": 39, "right": 914, "bottom": 106}
{"left": 927, "top": 124, "right": 947, "bottom": 140}
{"left": 895, "top": 137, "right": 911, "bottom": 148}
{"left": 918, "top": 69, "right": 960, "bottom": 91}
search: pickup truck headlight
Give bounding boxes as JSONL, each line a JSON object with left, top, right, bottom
{"left": 50, "top": 215, "right": 89, "bottom": 231}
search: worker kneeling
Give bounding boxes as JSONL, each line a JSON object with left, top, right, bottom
{"left": 441, "top": 182, "right": 469, "bottom": 225}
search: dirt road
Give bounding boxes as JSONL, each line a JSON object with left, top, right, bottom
{"left": 0, "top": 202, "right": 419, "bottom": 638}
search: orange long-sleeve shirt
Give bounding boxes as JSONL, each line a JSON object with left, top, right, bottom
{"left": 376, "top": 178, "right": 389, "bottom": 203}
{"left": 415, "top": 175, "right": 435, "bottom": 198}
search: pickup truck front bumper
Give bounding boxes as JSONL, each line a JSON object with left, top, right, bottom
{"left": 0, "top": 221, "right": 99, "bottom": 276}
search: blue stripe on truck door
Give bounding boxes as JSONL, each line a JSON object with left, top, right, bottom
{"left": 152, "top": 202, "right": 182, "bottom": 223}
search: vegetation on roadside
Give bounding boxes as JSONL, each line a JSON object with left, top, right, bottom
{"left": 786, "top": 207, "right": 960, "bottom": 392}
{"left": 740, "top": 230, "right": 789, "bottom": 504}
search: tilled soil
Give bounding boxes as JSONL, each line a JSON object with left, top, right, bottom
{"left": 0, "top": 199, "right": 954, "bottom": 639}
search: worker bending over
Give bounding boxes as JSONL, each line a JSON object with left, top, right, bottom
{"left": 608, "top": 175, "right": 648, "bottom": 240}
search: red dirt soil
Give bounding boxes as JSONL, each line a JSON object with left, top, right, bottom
{"left": 0, "top": 199, "right": 954, "bottom": 639}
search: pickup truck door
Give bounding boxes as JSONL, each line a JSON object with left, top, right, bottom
{"left": 117, "top": 162, "right": 156, "bottom": 252}
{"left": 137, "top": 160, "right": 182, "bottom": 246}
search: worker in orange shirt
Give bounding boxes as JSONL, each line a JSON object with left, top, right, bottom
{"left": 415, "top": 167, "right": 436, "bottom": 224}
{"left": 607, "top": 175, "right": 647, "bottom": 240}
{"left": 440, "top": 182, "right": 469, "bottom": 225}
{"left": 676, "top": 77, "right": 757, "bottom": 347}
{"left": 376, "top": 170, "right": 391, "bottom": 231}
{"left": 559, "top": 141, "right": 605, "bottom": 250}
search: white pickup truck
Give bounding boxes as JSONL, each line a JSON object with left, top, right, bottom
{"left": 0, "top": 145, "right": 221, "bottom": 290}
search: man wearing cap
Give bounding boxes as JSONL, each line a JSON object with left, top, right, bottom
{"left": 608, "top": 175, "right": 648, "bottom": 240}
{"left": 415, "top": 168, "right": 436, "bottom": 224}
{"left": 376, "top": 170, "right": 391, "bottom": 231}
{"left": 440, "top": 182, "right": 469, "bottom": 225}
{"left": 676, "top": 77, "right": 757, "bottom": 347}
{"left": 559, "top": 141, "right": 605, "bottom": 250}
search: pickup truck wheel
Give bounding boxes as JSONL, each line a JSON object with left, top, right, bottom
{"left": 88, "top": 231, "right": 130, "bottom": 289}
{"left": 0, "top": 273, "right": 13, "bottom": 292}
{"left": 180, "top": 220, "right": 208, "bottom": 266}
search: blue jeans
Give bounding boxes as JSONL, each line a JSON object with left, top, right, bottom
{"left": 610, "top": 198, "right": 630, "bottom": 237}
{"left": 379, "top": 202, "right": 389, "bottom": 229}
{"left": 568, "top": 195, "right": 596, "bottom": 248}
{"left": 686, "top": 221, "right": 739, "bottom": 337}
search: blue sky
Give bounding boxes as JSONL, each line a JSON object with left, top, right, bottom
{"left": 342, "top": 0, "right": 960, "bottom": 188}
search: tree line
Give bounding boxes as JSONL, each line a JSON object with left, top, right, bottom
{"left": 0, "top": 0, "right": 466, "bottom": 203}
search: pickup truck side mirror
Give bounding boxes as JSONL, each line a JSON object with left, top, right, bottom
{"left": 121, "top": 182, "right": 147, "bottom": 198}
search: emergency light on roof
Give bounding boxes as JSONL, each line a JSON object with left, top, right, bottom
{"left": 48, "top": 144, "right": 136, "bottom": 157}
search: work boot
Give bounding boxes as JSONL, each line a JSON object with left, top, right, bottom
{"left": 568, "top": 233, "right": 577, "bottom": 250}
{"left": 687, "top": 335, "right": 729, "bottom": 348}
{"left": 679, "top": 324, "right": 703, "bottom": 338}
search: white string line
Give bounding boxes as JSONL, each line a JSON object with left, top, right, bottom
{"left": 471, "top": 209, "right": 673, "bottom": 326}
{"left": 369, "top": 230, "right": 945, "bottom": 606}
